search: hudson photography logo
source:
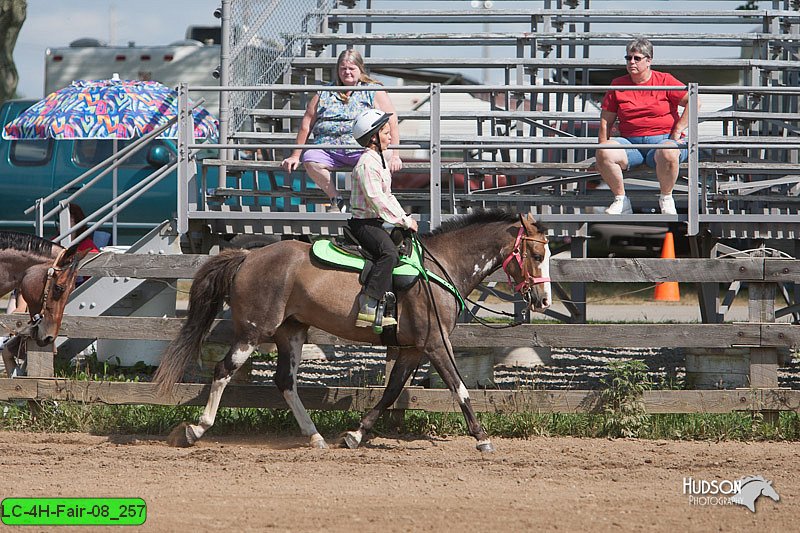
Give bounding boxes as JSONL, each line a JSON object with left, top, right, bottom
{"left": 683, "top": 475, "right": 780, "bottom": 512}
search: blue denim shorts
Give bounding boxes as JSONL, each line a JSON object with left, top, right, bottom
{"left": 614, "top": 134, "right": 688, "bottom": 169}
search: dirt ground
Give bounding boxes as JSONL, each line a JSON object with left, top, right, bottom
{"left": 0, "top": 431, "right": 796, "bottom": 532}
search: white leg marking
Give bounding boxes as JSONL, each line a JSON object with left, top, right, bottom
{"left": 191, "top": 374, "right": 232, "bottom": 438}
{"left": 231, "top": 345, "right": 254, "bottom": 367}
{"left": 456, "top": 382, "right": 470, "bottom": 404}
{"left": 282, "top": 388, "right": 320, "bottom": 437}
{"left": 541, "top": 244, "right": 552, "bottom": 307}
{"left": 344, "top": 429, "right": 363, "bottom": 449}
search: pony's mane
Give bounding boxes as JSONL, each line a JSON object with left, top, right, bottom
{"left": 425, "top": 209, "right": 524, "bottom": 237}
{"left": 0, "top": 231, "right": 60, "bottom": 258}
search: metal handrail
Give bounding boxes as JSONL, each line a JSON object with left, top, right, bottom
{"left": 23, "top": 118, "right": 175, "bottom": 217}
{"left": 175, "top": 81, "right": 798, "bottom": 236}
{"left": 60, "top": 161, "right": 179, "bottom": 246}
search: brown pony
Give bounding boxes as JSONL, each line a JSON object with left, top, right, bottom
{"left": 154, "top": 210, "right": 551, "bottom": 452}
{"left": 0, "top": 231, "right": 90, "bottom": 376}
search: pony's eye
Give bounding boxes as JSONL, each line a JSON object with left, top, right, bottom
{"left": 52, "top": 284, "right": 65, "bottom": 300}
{"left": 533, "top": 254, "right": 544, "bottom": 262}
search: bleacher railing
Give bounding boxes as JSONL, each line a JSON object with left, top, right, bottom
{"left": 176, "top": 81, "right": 800, "bottom": 237}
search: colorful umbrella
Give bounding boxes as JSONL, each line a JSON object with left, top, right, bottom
{"left": 2, "top": 78, "right": 218, "bottom": 141}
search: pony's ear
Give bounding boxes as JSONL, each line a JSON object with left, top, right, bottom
{"left": 520, "top": 213, "right": 536, "bottom": 234}
{"left": 62, "top": 244, "right": 91, "bottom": 266}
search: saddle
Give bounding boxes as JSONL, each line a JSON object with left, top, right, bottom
{"left": 310, "top": 228, "right": 465, "bottom": 313}
{"left": 311, "top": 227, "right": 423, "bottom": 295}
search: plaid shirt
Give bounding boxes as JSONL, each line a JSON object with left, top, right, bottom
{"left": 349, "top": 149, "right": 414, "bottom": 228}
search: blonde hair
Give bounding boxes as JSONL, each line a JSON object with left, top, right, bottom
{"left": 334, "top": 49, "right": 380, "bottom": 103}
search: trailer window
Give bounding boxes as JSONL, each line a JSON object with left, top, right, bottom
{"left": 10, "top": 139, "right": 53, "bottom": 166}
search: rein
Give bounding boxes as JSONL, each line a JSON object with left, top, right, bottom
{"left": 417, "top": 238, "right": 522, "bottom": 329}
{"left": 501, "top": 225, "right": 550, "bottom": 293}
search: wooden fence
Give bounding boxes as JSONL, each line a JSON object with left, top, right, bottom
{"left": 1, "top": 255, "right": 799, "bottom": 415}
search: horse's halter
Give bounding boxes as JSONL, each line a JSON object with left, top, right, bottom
{"left": 501, "top": 223, "right": 550, "bottom": 294}
{"left": 34, "top": 248, "right": 70, "bottom": 325}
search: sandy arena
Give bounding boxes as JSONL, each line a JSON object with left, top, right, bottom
{"left": 0, "top": 431, "right": 796, "bottom": 532}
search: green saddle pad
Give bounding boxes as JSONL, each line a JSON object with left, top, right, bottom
{"left": 311, "top": 239, "right": 464, "bottom": 312}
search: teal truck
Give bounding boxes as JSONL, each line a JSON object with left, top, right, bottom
{"left": 0, "top": 98, "right": 302, "bottom": 246}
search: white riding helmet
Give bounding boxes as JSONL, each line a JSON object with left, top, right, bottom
{"left": 352, "top": 109, "right": 392, "bottom": 147}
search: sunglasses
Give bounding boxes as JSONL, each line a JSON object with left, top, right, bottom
{"left": 625, "top": 55, "right": 649, "bottom": 63}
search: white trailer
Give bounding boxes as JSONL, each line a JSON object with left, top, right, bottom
{"left": 44, "top": 31, "right": 221, "bottom": 114}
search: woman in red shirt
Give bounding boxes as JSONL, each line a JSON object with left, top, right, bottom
{"left": 596, "top": 38, "right": 693, "bottom": 215}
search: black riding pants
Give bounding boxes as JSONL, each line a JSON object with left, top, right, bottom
{"left": 347, "top": 217, "right": 399, "bottom": 301}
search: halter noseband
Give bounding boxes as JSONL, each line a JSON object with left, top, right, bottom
{"left": 501, "top": 224, "right": 550, "bottom": 293}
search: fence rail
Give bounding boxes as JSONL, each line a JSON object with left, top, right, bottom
{"left": 1, "top": 256, "right": 798, "bottom": 412}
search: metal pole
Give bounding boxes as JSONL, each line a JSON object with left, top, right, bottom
{"left": 34, "top": 199, "right": 44, "bottom": 237}
{"left": 218, "top": 0, "right": 231, "bottom": 190}
{"left": 429, "top": 83, "right": 442, "bottom": 230}
{"left": 58, "top": 203, "right": 72, "bottom": 246}
{"left": 177, "top": 82, "right": 191, "bottom": 235}
{"left": 687, "top": 82, "right": 700, "bottom": 236}
{"left": 112, "top": 137, "right": 118, "bottom": 245}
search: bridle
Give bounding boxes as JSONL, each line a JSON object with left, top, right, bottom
{"left": 501, "top": 223, "right": 550, "bottom": 294}
{"left": 32, "top": 247, "right": 70, "bottom": 327}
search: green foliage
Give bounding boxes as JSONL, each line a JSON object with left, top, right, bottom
{"left": 599, "top": 359, "right": 652, "bottom": 438}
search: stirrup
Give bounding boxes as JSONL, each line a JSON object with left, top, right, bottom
{"left": 355, "top": 293, "right": 398, "bottom": 331}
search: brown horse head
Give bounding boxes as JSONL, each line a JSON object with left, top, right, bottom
{"left": 20, "top": 244, "right": 90, "bottom": 346}
{"left": 501, "top": 213, "right": 551, "bottom": 312}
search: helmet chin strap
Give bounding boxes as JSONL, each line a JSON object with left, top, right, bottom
{"left": 372, "top": 134, "right": 386, "bottom": 169}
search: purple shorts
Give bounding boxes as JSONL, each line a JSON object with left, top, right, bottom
{"left": 301, "top": 148, "right": 363, "bottom": 168}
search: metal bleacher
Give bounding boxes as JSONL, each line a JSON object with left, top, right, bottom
{"left": 177, "top": 0, "right": 800, "bottom": 255}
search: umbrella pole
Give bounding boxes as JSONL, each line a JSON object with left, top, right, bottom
{"left": 113, "top": 138, "right": 118, "bottom": 245}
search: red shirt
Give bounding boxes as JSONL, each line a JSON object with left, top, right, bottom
{"left": 76, "top": 237, "right": 99, "bottom": 254}
{"left": 601, "top": 71, "right": 687, "bottom": 138}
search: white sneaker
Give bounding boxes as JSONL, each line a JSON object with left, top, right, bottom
{"left": 659, "top": 195, "right": 677, "bottom": 215}
{"left": 605, "top": 196, "right": 632, "bottom": 215}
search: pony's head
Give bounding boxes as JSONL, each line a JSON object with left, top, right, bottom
{"left": 502, "top": 214, "right": 551, "bottom": 312}
{"left": 20, "top": 245, "right": 90, "bottom": 346}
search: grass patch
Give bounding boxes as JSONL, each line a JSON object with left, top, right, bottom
{"left": 3, "top": 401, "right": 800, "bottom": 442}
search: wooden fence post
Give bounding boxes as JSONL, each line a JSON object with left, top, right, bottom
{"left": 748, "top": 282, "right": 780, "bottom": 424}
{"left": 25, "top": 339, "right": 54, "bottom": 378}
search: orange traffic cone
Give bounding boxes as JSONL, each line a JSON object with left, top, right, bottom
{"left": 654, "top": 232, "right": 680, "bottom": 302}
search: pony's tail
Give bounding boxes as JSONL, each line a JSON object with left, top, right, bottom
{"left": 154, "top": 249, "right": 248, "bottom": 395}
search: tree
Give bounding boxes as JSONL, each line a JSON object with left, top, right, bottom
{"left": 0, "top": 0, "right": 27, "bottom": 105}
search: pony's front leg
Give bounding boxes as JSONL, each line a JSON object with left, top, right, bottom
{"left": 1, "top": 335, "right": 24, "bottom": 377}
{"left": 427, "top": 341, "right": 493, "bottom": 453}
{"left": 167, "top": 341, "right": 255, "bottom": 447}
{"left": 344, "top": 349, "right": 420, "bottom": 449}
{"left": 273, "top": 321, "right": 326, "bottom": 448}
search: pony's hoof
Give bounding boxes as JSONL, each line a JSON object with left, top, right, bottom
{"left": 343, "top": 431, "right": 362, "bottom": 449}
{"left": 476, "top": 440, "right": 494, "bottom": 453}
{"left": 166, "top": 422, "right": 198, "bottom": 448}
{"left": 309, "top": 434, "right": 328, "bottom": 449}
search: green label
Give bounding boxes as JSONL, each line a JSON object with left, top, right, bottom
{"left": 1, "top": 498, "right": 146, "bottom": 526}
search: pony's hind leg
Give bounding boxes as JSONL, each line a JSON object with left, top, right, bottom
{"left": 167, "top": 341, "right": 255, "bottom": 448}
{"left": 273, "top": 320, "right": 326, "bottom": 449}
{"left": 427, "top": 342, "right": 493, "bottom": 453}
{"left": 344, "top": 349, "right": 421, "bottom": 449}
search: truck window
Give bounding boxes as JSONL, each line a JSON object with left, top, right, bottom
{"left": 10, "top": 139, "right": 53, "bottom": 166}
{"left": 74, "top": 139, "right": 171, "bottom": 167}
